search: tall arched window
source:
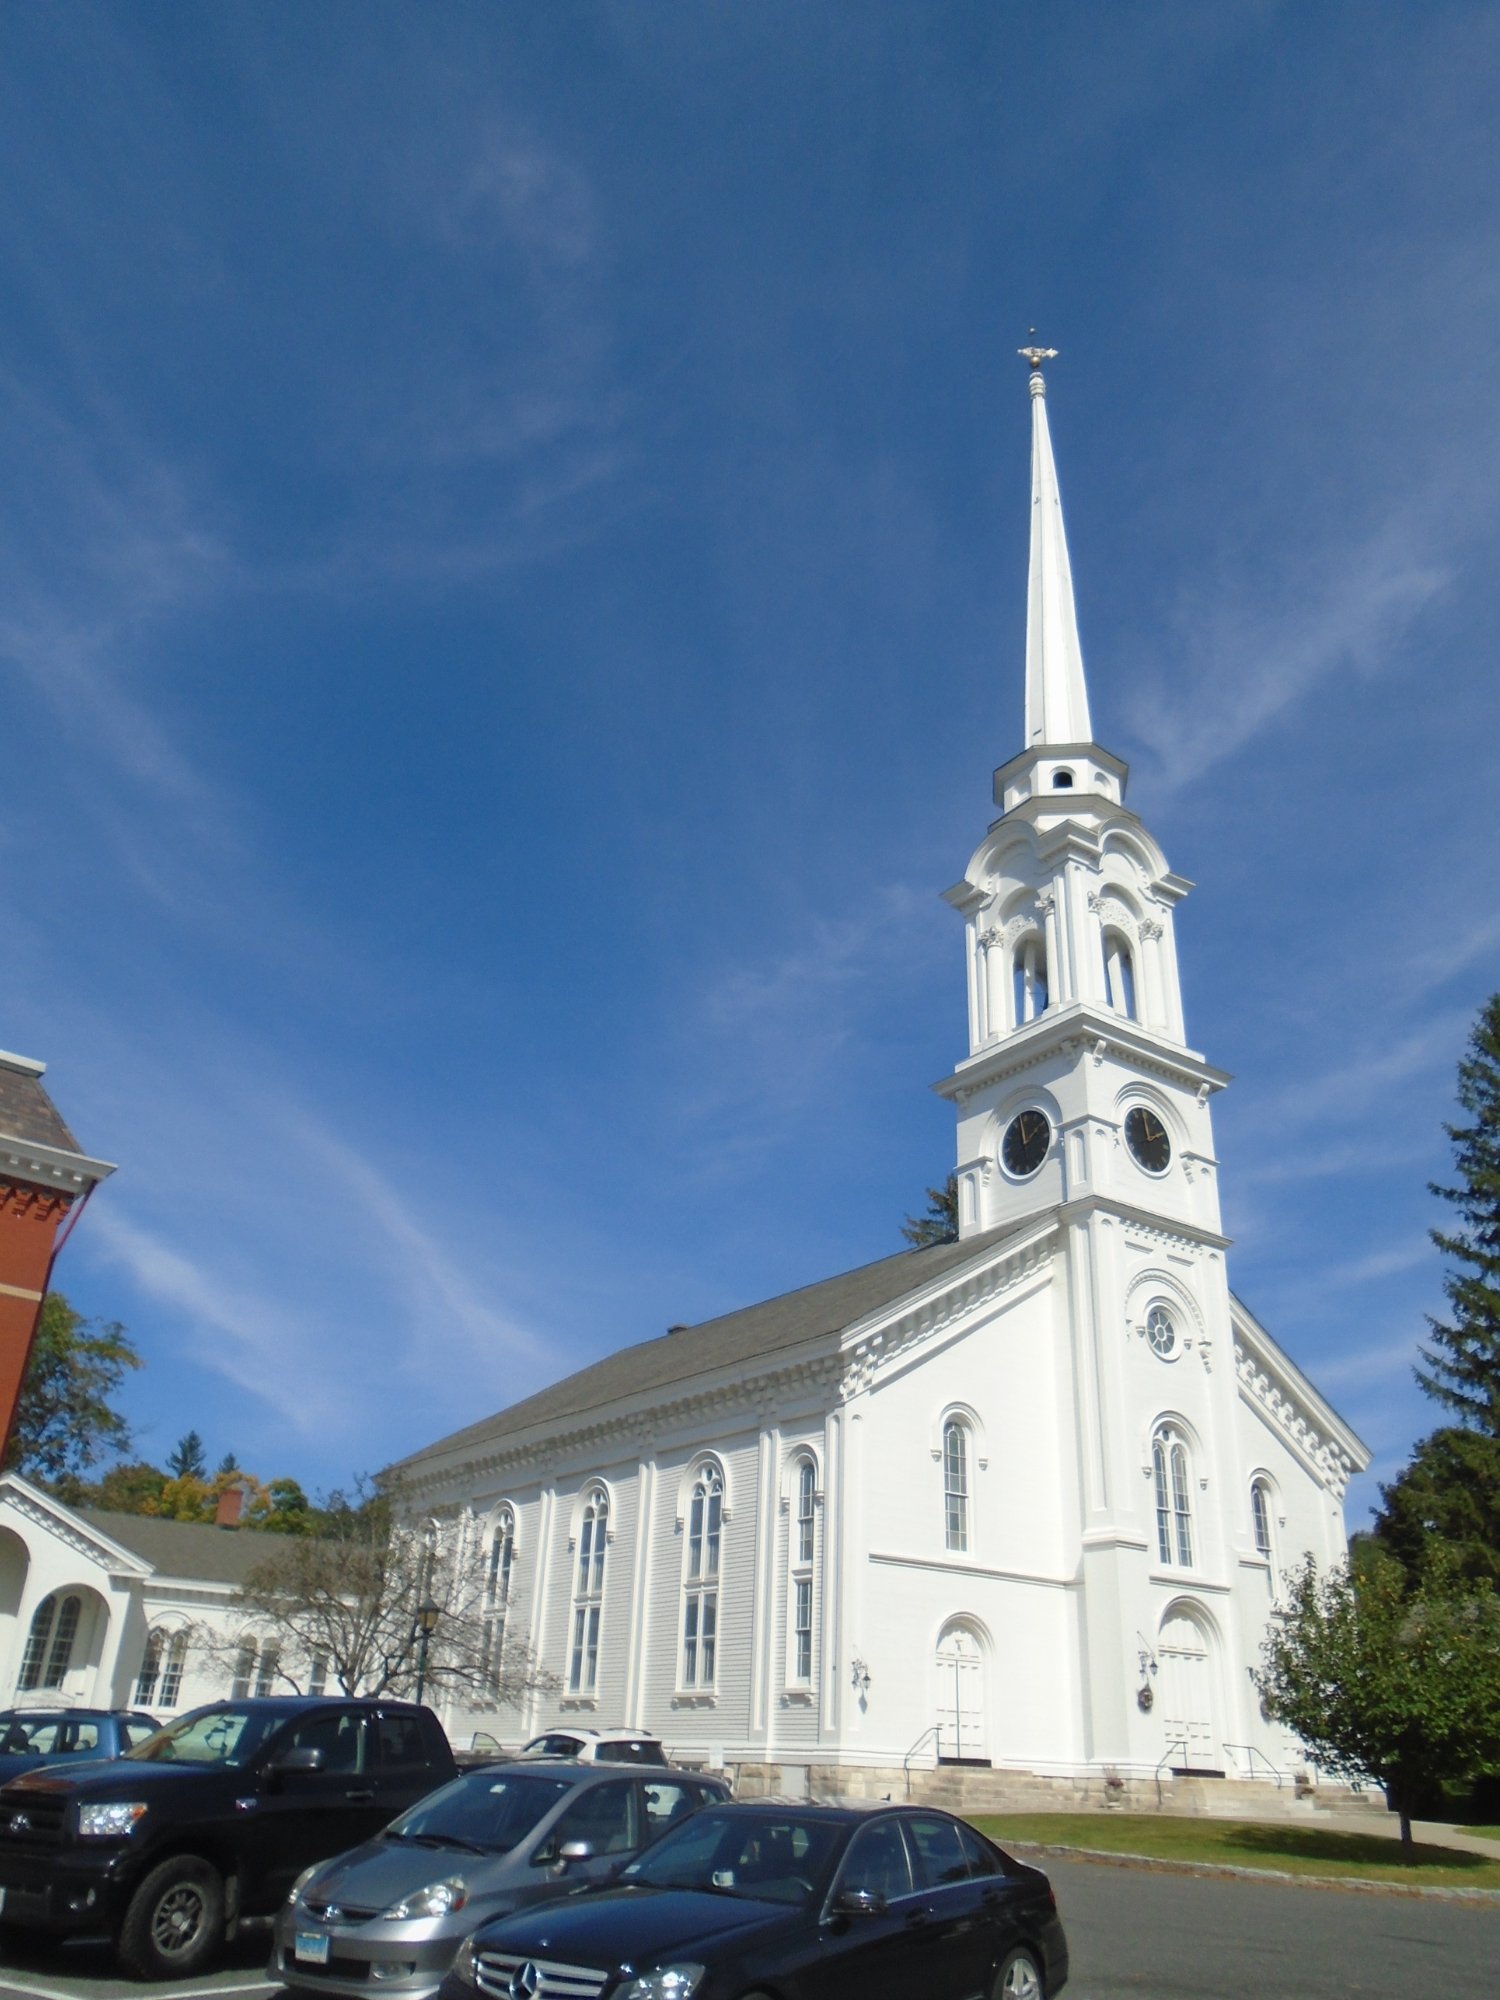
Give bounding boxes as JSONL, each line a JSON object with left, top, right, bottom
{"left": 18, "top": 1592, "right": 81, "bottom": 1692}
{"left": 484, "top": 1506, "right": 516, "bottom": 1683}
{"left": 254, "top": 1642, "right": 281, "bottom": 1696}
{"left": 1013, "top": 935, "right": 1048, "bottom": 1025}
{"left": 159, "top": 1630, "right": 189, "bottom": 1707}
{"left": 1251, "top": 1478, "right": 1275, "bottom": 1576}
{"left": 569, "top": 1487, "right": 608, "bottom": 1694}
{"left": 681, "top": 1464, "right": 723, "bottom": 1689}
{"left": 943, "top": 1421, "right": 970, "bottom": 1553}
{"left": 1152, "top": 1426, "right": 1194, "bottom": 1567}
{"left": 1103, "top": 929, "right": 1136, "bottom": 1018}
{"left": 230, "top": 1636, "right": 257, "bottom": 1699}
{"left": 789, "top": 1458, "right": 817, "bottom": 1686}
{"left": 135, "top": 1629, "right": 163, "bottom": 1706}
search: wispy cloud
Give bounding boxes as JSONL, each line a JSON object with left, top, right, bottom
{"left": 1126, "top": 513, "right": 1447, "bottom": 791}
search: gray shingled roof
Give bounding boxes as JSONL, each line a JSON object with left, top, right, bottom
{"left": 391, "top": 1221, "right": 1024, "bottom": 1476}
{"left": 0, "top": 1064, "right": 81, "bottom": 1154}
{"left": 79, "top": 1509, "right": 276, "bottom": 1586}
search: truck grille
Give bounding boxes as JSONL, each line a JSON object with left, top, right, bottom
{"left": 473, "top": 1952, "right": 611, "bottom": 1999}
{"left": 0, "top": 1790, "right": 67, "bottom": 1846}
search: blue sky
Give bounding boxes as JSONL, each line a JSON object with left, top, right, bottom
{"left": 3, "top": 2, "right": 1498, "bottom": 1528}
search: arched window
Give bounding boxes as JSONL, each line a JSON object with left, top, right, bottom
{"left": 681, "top": 1464, "right": 723, "bottom": 1689}
{"left": 159, "top": 1630, "right": 189, "bottom": 1707}
{"left": 254, "top": 1642, "right": 281, "bottom": 1696}
{"left": 1013, "top": 935, "right": 1048, "bottom": 1025}
{"left": 1251, "top": 1478, "right": 1275, "bottom": 1571}
{"left": 484, "top": 1506, "right": 516, "bottom": 1683}
{"left": 18, "top": 1592, "right": 81, "bottom": 1692}
{"left": 1152, "top": 1426, "right": 1194, "bottom": 1568}
{"left": 1103, "top": 929, "right": 1136, "bottom": 1018}
{"left": 230, "top": 1636, "right": 257, "bottom": 1699}
{"left": 309, "top": 1649, "right": 328, "bottom": 1697}
{"left": 943, "top": 1421, "right": 970, "bottom": 1553}
{"left": 135, "top": 1629, "right": 163, "bottom": 1706}
{"left": 569, "top": 1487, "right": 608, "bottom": 1694}
{"left": 789, "top": 1458, "right": 817, "bottom": 1686}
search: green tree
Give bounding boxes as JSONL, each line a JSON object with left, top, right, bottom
{"left": 1255, "top": 1548, "right": 1500, "bottom": 1855}
{"left": 4, "top": 1293, "right": 142, "bottom": 1485}
{"left": 216, "top": 1452, "right": 241, "bottom": 1477}
{"left": 1417, "top": 993, "right": 1500, "bottom": 1433}
{"left": 81, "top": 1460, "right": 168, "bottom": 1514}
{"left": 1373, "top": 1427, "right": 1500, "bottom": 1593}
{"left": 901, "top": 1173, "right": 959, "bottom": 1247}
{"left": 167, "top": 1430, "right": 208, "bottom": 1480}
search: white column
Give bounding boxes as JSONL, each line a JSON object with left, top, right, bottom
{"left": 750, "top": 1422, "right": 779, "bottom": 1746}
{"left": 624, "top": 1455, "right": 655, "bottom": 1727}
{"left": 819, "top": 1411, "right": 842, "bottom": 1739}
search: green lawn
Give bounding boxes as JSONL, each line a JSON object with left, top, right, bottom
{"left": 969, "top": 1813, "right": 1500, "bottom": 1891}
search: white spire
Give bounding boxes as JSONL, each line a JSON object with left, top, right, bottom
{"left": 1020, "top": 345, "right": 1093, "bottom": 746}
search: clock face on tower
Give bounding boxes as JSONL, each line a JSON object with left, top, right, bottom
{"left": 1124, "top": 1105, "right": 1172, "bottom": 1175}
{"left": 1001, "top": 1109, "right": 1052, "bottom": 1180}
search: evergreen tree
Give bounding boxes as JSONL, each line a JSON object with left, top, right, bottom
{"left": 1417, "top": 993, "right": 1500, "bottom": 1433}
{"left": 217, "top": 1452, "right": 240, "bottom": 1476}
{"left": 1373, "top": 1426, "right": 1500, "bottom": 1593}
{"left": 167, "top": 1430, "right": 208, "bottom": 1480}
{"left": 901, "top": 1173, "right": 959, "bottom": 1247}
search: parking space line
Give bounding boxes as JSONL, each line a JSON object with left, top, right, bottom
{"left": 0, "top": 1983, "right": 277, "bottom": 2000}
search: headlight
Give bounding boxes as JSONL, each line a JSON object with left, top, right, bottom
{"left": 450, "top": 1936, "right": 478, "bottom": 1988}
{"left": 288, "top": 1863, "right": 324, "bottom": 1907}
{"left": 77, "top": 1801, "right": 149, "bottom": 1839}
{"left": 379, "top": 1877, "right": 467, "bottom": 1920}
{"left": 618, "top": 1968, "right": 706, "bottom": 2000}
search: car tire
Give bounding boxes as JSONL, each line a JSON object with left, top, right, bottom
{"left": 995, "top": 1946, "right": 1046, "bottom": 2000}
{"left": 118, "top": 1856, "right": 225, "bottom": 1980}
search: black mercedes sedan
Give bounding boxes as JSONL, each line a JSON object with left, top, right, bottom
{"left": 436, "top": 1799, "right": 1068, "bottom": 2000}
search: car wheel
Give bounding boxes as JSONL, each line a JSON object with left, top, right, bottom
{"left": 118, "top": 1856, "right": 225, "bottom": 1980}
{"left": 996, "top": 1946, "right": 1045, "bottom": 2000}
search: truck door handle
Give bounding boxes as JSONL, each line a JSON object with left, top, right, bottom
{"left": 344, "top": 1789, "right": 375, "bottom": 1804}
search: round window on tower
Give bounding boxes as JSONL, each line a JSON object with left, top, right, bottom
{"left": 1145, "top": 1304, "right": 1180, "bottom": 1361}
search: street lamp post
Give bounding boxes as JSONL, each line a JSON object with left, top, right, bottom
{"left": 412, "top": 1595, "right": 442, "bottom": 1707}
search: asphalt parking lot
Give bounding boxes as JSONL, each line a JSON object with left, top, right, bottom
{"left": 0, "top": 1858, "right": 1498, "bottom": 2000}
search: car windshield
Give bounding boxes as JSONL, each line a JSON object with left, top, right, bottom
{"left": 620, "top": 1810, "right": 844, "bottom": 1905}
{"left": 125, "top": 1706, "right": 278, "bottom": 1767}
{"left": 389, "top": 1773, "right": 573, "bottom": 1852}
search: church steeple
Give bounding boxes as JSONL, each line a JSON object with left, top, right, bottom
{"left": 1020, "top": 344, "right": 1093, "bottom": 747}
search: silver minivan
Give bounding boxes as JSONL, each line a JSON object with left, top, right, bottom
{"left": 270, "top": 1760, "right": 728, "bottom": 2000}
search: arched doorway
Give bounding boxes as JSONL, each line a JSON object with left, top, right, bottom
{"left": 1158, "top": 1604, "right": 1222, "bottom": 1774}
{"left": 934, "top": 1621, "right": 988, "bottom": 1764}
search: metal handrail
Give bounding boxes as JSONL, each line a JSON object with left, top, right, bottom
{"left": 1222, "top": 1742, "right": 1282, "bottom": 1788}
{"left": 1154, "top": 1738, "right": 1187, "bottom": 1809}
{"left": 903, "top": 1724, "right": 944, "bottom": 1799}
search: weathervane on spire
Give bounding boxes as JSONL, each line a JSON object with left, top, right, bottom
{"left": 1018, "top": 330, "right": 1058, "bottom": 372}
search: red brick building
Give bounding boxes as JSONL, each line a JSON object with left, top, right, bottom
{"left": 0, "top": 1050, "right": 114, "bottom": 1462}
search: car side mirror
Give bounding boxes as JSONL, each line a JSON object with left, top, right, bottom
{"left": 830, "top": 1886, "right": 887, "bottom": 1919}
{"left": 557, "top": 1839, "right": 596, "bottom": 1868}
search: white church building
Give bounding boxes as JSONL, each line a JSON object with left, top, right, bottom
{"left": 397, "top": 354, "right": 1369, "bottom": 1800}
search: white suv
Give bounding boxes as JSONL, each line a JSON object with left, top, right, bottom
{"left": 521, "top": 1728, "right": 668, "bottom": 1765}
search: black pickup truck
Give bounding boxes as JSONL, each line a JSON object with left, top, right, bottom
{"left": 0, "top": 1696, "right": 456, "bottom": 1978}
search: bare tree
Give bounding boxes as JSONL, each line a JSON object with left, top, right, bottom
{"left": 225, "top": 1482, "right": 556, "bottom": 1708}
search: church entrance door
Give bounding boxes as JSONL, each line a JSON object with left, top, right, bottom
{"left": 1159, "top": 1607, "right": 1222, "bottom": 1775}
{"left": 935, "top": 1623, "right": 987, "bottom": 1764}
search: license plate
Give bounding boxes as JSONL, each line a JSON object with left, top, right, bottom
{"left": 294, "top": 1933, "right": 331, "bottom": 1966}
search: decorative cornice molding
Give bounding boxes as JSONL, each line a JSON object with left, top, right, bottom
{"left": 1233, "top": 1339, "right": 1357, "bottom": 1497}
{"left": 0, "top": 1481, "right": 152, "bottom": 1577}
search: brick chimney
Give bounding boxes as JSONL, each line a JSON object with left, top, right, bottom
{"left": 215, "top": 1481, "right": 248, "bottom": 1529}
